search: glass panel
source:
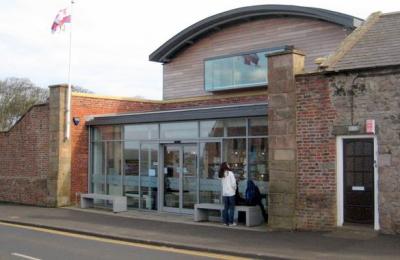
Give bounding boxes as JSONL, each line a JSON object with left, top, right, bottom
{"left": 106, "top": 141, "right": 122, "bottom": 196}
{"left": 124, "top": 124, "right": 158, "bottom": 140}
{"left": 249, "top": 117, "right": 268, "bottom": 136}
{"left": 200, "top": 120, "right": 224, "bottom": 138}
{"left": 140, "top": 143, "right": 158, "bottom": 210}
{"left": 91, "top": 142, "right": 105, "bottom": 195}
{"left": 124, "top": 141, "right": 139, "bottom": 208}
{"left": 199, "top": 142, "right": 221, "bottom": 204}
{"left": 163, "top": 145, "right": 180, "bottom": 208}
{"left": 183, "top": 145, "right": 197, "bottom": 209}
{"left": 226, "top": 119, "right": 246, "bottom": 137}
{"left": 223, "top": 138, "right": 246, "bottom": 196}
{"left": 160, "top": 122, "right": 198, "bottom": 139}
{"left": 248, "top": 138, "right": 268, "bottom": 196}
{"left": 205, "top": 50, "right": 271, "bottom": 91}
{"left": 93, "top": 126, "right": 121, "bottom": 141}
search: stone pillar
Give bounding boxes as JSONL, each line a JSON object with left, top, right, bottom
{"left": 267, "top": 48, "right": 304, "bottom": 229}
{"left": 48, "top": 85, "right": 71, "bottom": 207}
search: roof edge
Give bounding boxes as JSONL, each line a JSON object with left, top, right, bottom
{"left": 149, "top": 5, "right": 363, "bottom": 63}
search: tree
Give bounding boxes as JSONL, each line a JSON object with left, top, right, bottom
{"left": 0, "top": 78, "right": 95, "bottom": 131}
{"left": 0, "top": 78, "right": 48, "bottom": 131}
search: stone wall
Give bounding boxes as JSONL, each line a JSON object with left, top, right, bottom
{"left": 267, "top": 49, "right": 304, "bottom": 229}
{"left": 295, "top": 66, "right": 400, "bottom": 234}
{"left": 0, "top": 104, "right": 50, "bottom": 206}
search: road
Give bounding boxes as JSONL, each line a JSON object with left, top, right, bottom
{"left": 0, "top": 222, "right": 247, "bottom": 260}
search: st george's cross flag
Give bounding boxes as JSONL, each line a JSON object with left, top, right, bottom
{"left": 51, "top": 8, "right": 71, "bottom": 33}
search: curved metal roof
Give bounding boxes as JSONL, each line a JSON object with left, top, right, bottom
{"left": 149, "top": 5, "right": 362, "bottom": 63}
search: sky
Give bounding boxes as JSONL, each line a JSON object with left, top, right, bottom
{"left": 0, "top": 1, "right": 398, "bottom": 100}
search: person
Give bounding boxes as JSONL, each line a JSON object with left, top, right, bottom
{"left": 218, "top": 162, "right": 237, "bottom": 226}
{"left": 245, "top": 180, "right": 268, "bottom": 222}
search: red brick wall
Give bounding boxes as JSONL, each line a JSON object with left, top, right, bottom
{"left": 70, "top": 93, "right": 267, "bottom": 203}
{"left": 0, "top": 104, "right": 50, "bottom": 206}
{"left": 70, "top": 96, "right": 161, "bottom": 202}
{"left": 295, "top": 74, "right": 338, "bottom": 230}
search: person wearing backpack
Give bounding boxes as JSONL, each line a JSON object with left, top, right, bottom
{"left": 219, "top": 162, "right": 237, "bottom": 226}
{"left": 245, "top": 180, "right": 268, "bottom": 222}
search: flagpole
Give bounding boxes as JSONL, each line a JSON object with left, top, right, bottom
{"left": 65, "top": 0, "right": 74, "bottom": 140}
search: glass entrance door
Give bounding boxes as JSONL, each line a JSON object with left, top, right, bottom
{"left": 163, "top": 144, "right": 197, "bottom": 213}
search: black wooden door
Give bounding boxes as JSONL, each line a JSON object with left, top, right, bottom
{"left": 343, "top": 139, "right": 374, "bottom": 224}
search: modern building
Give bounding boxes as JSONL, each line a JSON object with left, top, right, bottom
{"left": 1, "top": 5, "right": 399, "bottom": 234}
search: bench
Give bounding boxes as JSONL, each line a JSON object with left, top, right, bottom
{"left": 80, "top": 193, "right": 127, "bottom": 213}
{"left": 194, "top": 203, "right": 263, "bottom": 226}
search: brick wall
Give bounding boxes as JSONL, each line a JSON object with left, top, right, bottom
{"left": 295, "top": 67, "right": 400, "bottom": 234}
{"left": 70, "top": 92, "right": 267, "bottom": 203}
{"left": 295, "top": 74, "right": 338, "bottom": 230}
{"left": 0, "top": 104, "right": 50, "bottom": 206}
{"left": 70, "top": 95, "right": 161, "bottom": 203}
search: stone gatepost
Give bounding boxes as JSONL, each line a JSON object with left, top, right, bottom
{"left": 48, "top": 85, "right": 71, "bottom": 207}
{"left": 267, "top": 48, "right": 304, "bottom": 229}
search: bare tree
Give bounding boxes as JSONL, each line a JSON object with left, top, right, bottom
{"left": 0, "top": 78, "right": 48, "bottom": 131}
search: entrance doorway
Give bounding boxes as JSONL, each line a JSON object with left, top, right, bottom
{"left": 162, "top": 144, "right": 197, "bottom": 213}
{"left": 343, "top": 139, "right": 374, "bottom": 224}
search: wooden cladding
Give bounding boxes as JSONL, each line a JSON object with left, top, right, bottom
{"left": 163, "top": 17, "right": 352, "bottom": 100}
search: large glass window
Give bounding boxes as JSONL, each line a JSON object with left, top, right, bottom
{"left": 140, "top": 143, "right": 158, "bottom": 210}
{"left": 93, "top": 126, "right": 121, "bottom": 141}
{"left": 249, "top": 117, "right": 268, "bottom": 136}
{"left": 124, "top": 141, "right": 139, "bottom": 208}
{"left": 160, "top": 121, "right": 198, "bottom": 139}
{"left": 106, "top": 141, "right": 122, "bottom": 196}
{"left": 125, "top": 124, "right": 158, "bottom": 140}
{"left": 91, "top": 142, "right": 105, "bottom": 195}
{"left": 199, "top": 142, "right": 221, "bottom": 204}
{"left": 205, "top": 50, "right": 268, "bottom": 91}
{"left": 200, "top": 120, "right": 224, "bottom": 138}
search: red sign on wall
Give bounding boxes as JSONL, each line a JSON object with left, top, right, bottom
{"left": 366, "top": 119, "right": 375, "bottom": 134}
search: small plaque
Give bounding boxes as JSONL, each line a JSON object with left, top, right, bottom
{"left": 366, "top": 119, "right": 375, "bottom": 134}
{"left": 352, "top": 186, "right": 365, "bottom": 191}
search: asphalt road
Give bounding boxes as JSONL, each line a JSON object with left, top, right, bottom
{"left": 0, "top": 223, "right": 245, "bottom": 260}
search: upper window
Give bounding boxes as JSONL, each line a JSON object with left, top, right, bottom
{"left": 204, "top": 50, "right": 268, "bottom": 91}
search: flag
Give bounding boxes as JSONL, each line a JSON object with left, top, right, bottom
{"left": 51, "top": 8, "right": 71, "bottom": 33}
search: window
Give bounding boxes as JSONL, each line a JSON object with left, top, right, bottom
{"left": 205, "top": 50, "right": 269, "bottom": 91}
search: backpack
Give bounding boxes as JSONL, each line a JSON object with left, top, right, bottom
{"left": 245, "top": 180, "right": 261, "bottom": 206}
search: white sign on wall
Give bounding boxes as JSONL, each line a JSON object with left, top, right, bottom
{"left": 366, "top": 119, "right": 375, "bottom": 134}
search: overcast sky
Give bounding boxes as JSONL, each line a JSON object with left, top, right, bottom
{"left": 0, "top": 0, "right": 398, "bottom": 100}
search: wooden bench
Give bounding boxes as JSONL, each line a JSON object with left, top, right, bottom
{"left": 194, "top": 203, "right": 263, "bottom": 226}
{"left": 80, "top": 193, "right": 127, "bottom": 213}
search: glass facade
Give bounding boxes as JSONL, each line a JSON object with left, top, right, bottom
{"left": 90, "top": 116, "right": 268, "bottom": 212}
{"left": 204, "top": 51, "right": 268, "bottom": 91}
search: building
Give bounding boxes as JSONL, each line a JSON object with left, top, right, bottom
{"left": 1, "top": 5, "right": 399, "bottom": 234}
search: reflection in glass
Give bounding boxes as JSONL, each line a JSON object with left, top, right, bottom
{"left": 91, "top": 142, "right": 105, "bottom": 195}
{"left": 183, "top": 145, "right": 197, "bottom": 209}
{"left": 226, "top": 119, "right": 246, "bottom": 137}
{"left": 205, "top": 51, "right": 269, "bottom": 91}
{"left": 106, "top": 141, "right": 122, "bottom": 197}
{"left": 124, "top": 141, "right": 139, "bottom": 208}
{"left": 200, "top": 120, "right": 224, "bottom": 138}
{"left": 249, "top": 117, "right": 268, "bottom": 136}
{"left": 199, "top": 142, "right": 221, "bottom": 204}
{"left": 140, "top": 143, "right": 158, "bottom": 210}
{"left": 160, "top": 122, "right": 198, "bottom": 139}
{"left": 125, "top": 124, "right": 158, "bottom": 140}
{"left": 223, "top": 138, "right": 246, "bottom": 189}
{"left": 93, "top": 126, "right": 121, "bottom": 141}
{"left": 163, "top": 145, "right": 180, "bottom": 208}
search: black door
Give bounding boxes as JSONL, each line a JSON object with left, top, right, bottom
{"left": 343, "top": 139, "right": 374, "bottom": 224}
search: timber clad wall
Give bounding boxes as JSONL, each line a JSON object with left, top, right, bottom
{"left": 163, "top": 17, "right": 352, "bottom": 100}
{"left": 0, "top": 104, "right": 50, "bottom": 206}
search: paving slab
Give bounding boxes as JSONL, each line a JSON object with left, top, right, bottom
{"left": 0, "top": 204, "right": 399, "bottom": 260}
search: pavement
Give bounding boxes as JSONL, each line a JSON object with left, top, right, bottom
{"left": 0, "top": 203, "right": 399, "bottom": 260}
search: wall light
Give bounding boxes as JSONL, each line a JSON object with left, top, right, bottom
{"left": 72, "top": 117, "right": 80, "bottom": 126}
